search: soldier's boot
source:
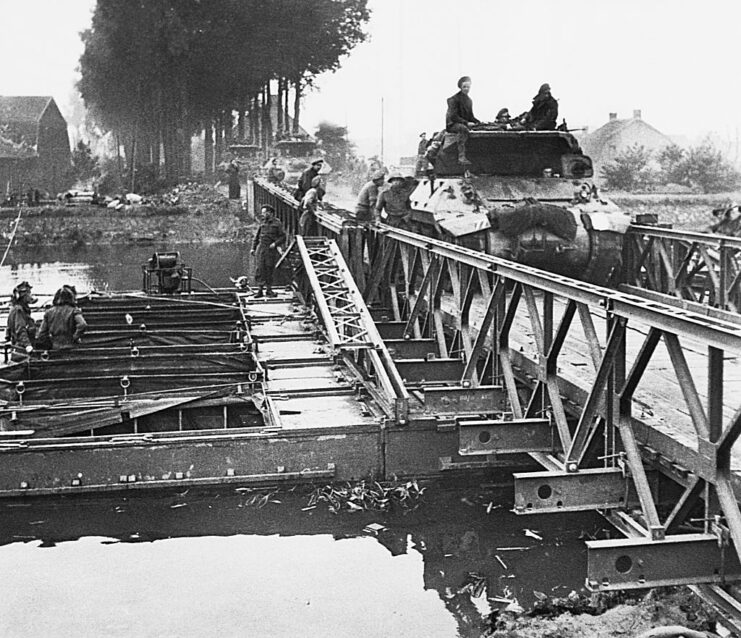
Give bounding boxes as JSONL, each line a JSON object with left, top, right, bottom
{"left": 266, "top": 288, "right": 277, "bottom": 298}
{"left": 254, "top": 287, "right": 264, "bottom": 298}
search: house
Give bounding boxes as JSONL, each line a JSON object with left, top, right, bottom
{"left": 0, "top": 96, "right": 71, "bottom": 195}
{"left": 580, "top": 110, "right": 674, "bottom": 182}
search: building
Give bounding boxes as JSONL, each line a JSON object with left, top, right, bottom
{"left": 0, "top": 96, "right": 71, "bottom": 195}
{"left": 580, "top": 110, "right": 674, "bottom": 181}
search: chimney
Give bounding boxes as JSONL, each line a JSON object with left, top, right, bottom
{"left": 633, "top": 109, "right": 642, "bottom": 119}
{"left": 609, "top": 112, "right": 618, "bottom": 121}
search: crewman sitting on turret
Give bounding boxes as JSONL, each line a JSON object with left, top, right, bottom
{"left": 445, "top": 76, "right": 480, "bottom": 165}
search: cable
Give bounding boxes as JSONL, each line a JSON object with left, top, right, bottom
{"left": 0, "top": 207, "right": 23, "bottom": 269}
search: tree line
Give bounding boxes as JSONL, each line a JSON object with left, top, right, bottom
{"left": 600, "top": 139, "right": 740, "bottom": 193}
{"left": 78, "top": 0, "right": 370, "bottom": 187}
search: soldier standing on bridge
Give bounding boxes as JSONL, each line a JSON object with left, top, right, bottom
{"left": 355, "top": 169, "right": 385, "bottom": 223}
{"left": 36, "top": 285, "right": 87, "bottom": 350}
{"left": 294, "top": 158, "right": 324, "bottom": 202}
{"left": 375, "top": 172, "right": 411, "bottom": 228}
{"left": 251, "top": 204, "right": 286, "bottom": 298}
{"left": 299, "top": 176, "right": 324, "bottom": 235}
{"left": 445, "top": 76, "right": 480, "bottom": 165}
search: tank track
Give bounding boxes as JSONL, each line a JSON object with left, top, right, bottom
{"left": 582, "top": 230, "right": 624, "bottom": 286}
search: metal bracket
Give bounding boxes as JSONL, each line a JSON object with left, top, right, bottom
{"left": 459, "top": 418, "right": 553, "bottom": 455}
{"left": 422, "top": 385, "right": 508, "bottom": 416}
{"left": 513, "top": 467, "right": 628, "bottom": 514}
{"left": 586, "top": 533, "right": 741, "bottom": 590}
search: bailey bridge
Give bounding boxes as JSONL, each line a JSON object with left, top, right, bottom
{"left": 2, "top": 178, "right": 741, "bottom": 628}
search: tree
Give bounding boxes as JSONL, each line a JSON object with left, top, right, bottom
{"left": 657, "top": 143, "right": 686, "bottom": 185}
{"left": 71, "top": 140, "right": 99, "bottom": 182}
{"left": 315, "top": 121, "right": 356, "bottom": 172}
{"left": 682, "top": 139, "right": 740, "bottom": 193}
{"left": 78, "top": 0, "right": 370, "bottom": 188}
{"left": 600, "top": 144, "right": 655, "bottom": 191}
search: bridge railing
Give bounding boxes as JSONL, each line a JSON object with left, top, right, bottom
{"left": 624, "top": 225, "right": 741, "bottom": 312}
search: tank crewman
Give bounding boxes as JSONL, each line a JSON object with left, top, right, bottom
{"left": 525, "top": 83, "right": 558, "bottom": 131}
{"left": 355, "top": 170, "right": 385, "bottom": 223}
{"left": 446, "top": 76, "right": 480, "bottom": 165}
{"left": 375, "top": 172, "right": 412, "bottom": 228}
{"left": 5, "top": 281, "right": 37, "bottom": 359}
{"left": 36, "top": 285, "right": 87, "bottom": 350}
{"left": 494, "top": 108, "right": 512, "bottom": 129}
{"left": 299, "top": 176, "right": 324, "bottom": 235}
{"left": 294, "top": 158, "right": 325, "bottom": 202}
{"left": 267, "top": 158, "right": 285, "bottom": 185}
{"left": 251, "top": 204, "right": 287, "bottom": 298}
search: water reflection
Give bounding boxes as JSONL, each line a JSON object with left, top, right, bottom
{"left": 0, "top": 486, "right": 603, "bottom": 638}
{"left": 1, "top": 243, "right": 252, "bottom": 294}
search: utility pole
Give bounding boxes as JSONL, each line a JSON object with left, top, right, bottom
{"left": 380, "top": 97, "right": 384, "bottom": 165}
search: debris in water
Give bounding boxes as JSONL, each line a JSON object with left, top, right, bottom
{"left": 496, "top": 546, "right": 529, "bottom": 551}
{"left": 363, "top": 522, "right": 387, "bottom": 535}
{"left": 495, "top": 555, "right": 508, "bottom": 570}
{"left": 489, "top": 596, "right": 515, "bottom": 604}
{"left": 170, "top": 503, "right": 187, "bottom": 509}
{"left": 308, "top": 479, "right": 425, "bottom": 514}
{"left": 524, "top": 528, "right": 543, "bottom": 540}
{"left": 301, "top": 505, "right": 316, "bottom": 512}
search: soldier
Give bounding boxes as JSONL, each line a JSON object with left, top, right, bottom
{"left": 299, "top": 176, "right": 324, "bottom": 235}
{"left": 355, "top": 170, "right": 385, "bottom": 223}
{"left": 5, "top": 281, "right": 37, "bottom": 360}
{"left": 446, "top": 76, "right": 480, "bottom": 165}
{"left": 227, "top": 159, "right": 241, "bottom": 199}
{"left": 375, "top": 172, "right": 412, "bottom": 228}
{"left": 37, "top": 285, "right": 87, "bottom": 350}
{"left": 294, "top": 158, "right": 324, "bottom": 201}
{"left": 267, "top": 158, "right": 285, "bottom": 185}
{"left": 525, "top": 83, "right": 558, "bottom": 131}
{"left": 251, "top": 204, "right": 287, "bottom": 298}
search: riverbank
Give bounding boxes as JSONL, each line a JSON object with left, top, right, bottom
{"left": 610, "top": 191, "right": 741, "bottom": 230}
{"left": 0, "top": 183, "right": 252, "bottom": 248}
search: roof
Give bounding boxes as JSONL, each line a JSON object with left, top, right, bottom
{"left": 582, "top": 116, "right": 671, "bottom": 156}
{"left": 0, "top": 96, "right": 53, "bottom": 124}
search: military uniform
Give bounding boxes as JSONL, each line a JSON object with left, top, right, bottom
{"left": 299, "top": 188, "right": 321, "bottom": 235}
{"left": 375, "top": 187, "right": 411, "bottom": 228}
{"left": 446, "top": 90, "right": 480, "bottom": 163}
{"left": 526, "top": 89, "right": 558, "bottom": 131}
{"left": 37, "top": 305, "right": 87, "bottom": 350}
{"left": 355, "top": 180, "right": 381, "bottom": 222}
{"left": 252, "top": 217, "right": 287, "bottom": 294}
{"left": 6, "top": 303, "right": 36, "bottom": 351}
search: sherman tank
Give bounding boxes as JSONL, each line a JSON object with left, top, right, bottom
{"left": 409, "top": 128, "right": 631, "bottom": 283}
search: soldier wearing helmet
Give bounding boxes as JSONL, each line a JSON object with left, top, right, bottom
{"left": 37, "top": 285, "right": 87, "bottom": 350}
{"left": 355, "top": 170, "right": 386, "bottom": 223}
{"left": 5, "top": 281, "right": 37, "bottom": 359}
{"left": 524, "top": 83, "right": 558, "bottom": 131}
{"left": 375, "top": 172, "right": 412, "bottom": 228}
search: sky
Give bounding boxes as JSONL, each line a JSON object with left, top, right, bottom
{"left": 2, "top": 0, "right": 741, "bottom": 163}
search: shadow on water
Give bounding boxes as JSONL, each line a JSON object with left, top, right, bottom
{"left": 0, "top": 484, "right": 606, "bottom": 638}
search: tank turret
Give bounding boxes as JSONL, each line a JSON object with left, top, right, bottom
{"left": 409, "top": 128, "right": 630, "bottom": 283}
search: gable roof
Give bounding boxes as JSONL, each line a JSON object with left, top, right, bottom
{"left": 0, "top": 96, "right": 53, "bottom": 123}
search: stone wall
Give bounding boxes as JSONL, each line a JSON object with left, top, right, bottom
{"left": 0, "top": 202, "right": 251, "bottom": 247}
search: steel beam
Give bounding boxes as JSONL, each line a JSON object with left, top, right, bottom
{"left": 421, "top": 385, "right": 508, "bottom": 416}
{"left": 395, "top": 358, "right": 465, "bottom": 384}
{"left": 459, "top": 418, "right": 553, "bottom": 455}
{"left": 586, "top": 533, "right": 741, "bottom": 590}
{"left": 513, "top": 467, "right": 628, "bottom": 514}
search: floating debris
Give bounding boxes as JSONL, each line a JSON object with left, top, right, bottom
{"left": 308, "top": 479, "right": 425, "bottom": 514}
{"left": 524, "top": 528, "right": 543, "bottom": 540}
{"left": 495, "top": 555, "right": 508, "bottom": 570}
{"left": 362, "top": 522, "right": 387, "bottom": 536}
{"left": 170, "top": 503, "right": 187, "bottom": 509}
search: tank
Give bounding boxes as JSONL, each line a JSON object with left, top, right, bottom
{"left": 409, "top": 128, "right": 631, "bottom": 283}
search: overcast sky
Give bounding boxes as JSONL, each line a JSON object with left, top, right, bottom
{"left": 2, "top": 0, "right": 740, "bottom": 162}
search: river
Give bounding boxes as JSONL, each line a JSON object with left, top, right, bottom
{"left": 0, "top": 243, "right": 603, "bottom": 637}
